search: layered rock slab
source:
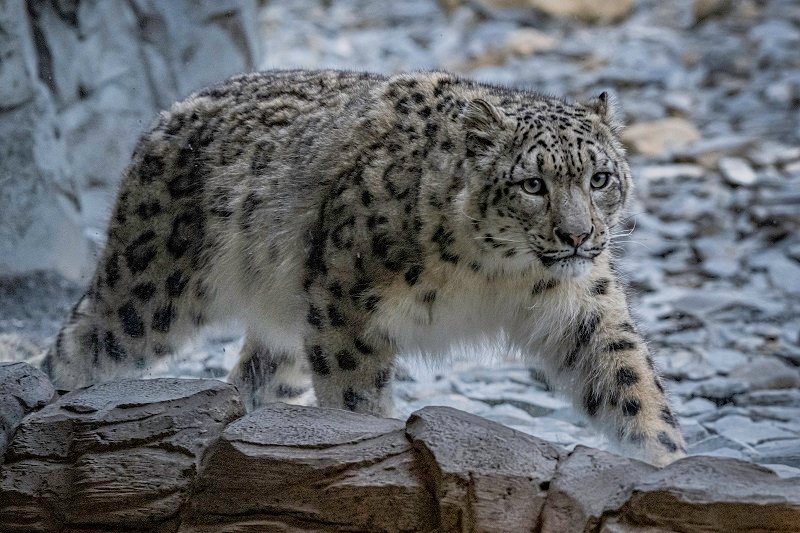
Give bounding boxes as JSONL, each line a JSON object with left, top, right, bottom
{"left": 0, "top": 362, "right": 56, "bottom": 461}
{"left": 608, "top": 456, "right": 800, "bottom": 532}
{"left": 0, "top": 378, "right": 243, "bottom": 532}
{"left": 541, "top": 447, "right": 800, "bottom": 532}
{"left": 406, "top": 406, "right": 562, "bottom": 532}
{"left": 181, "top": 403, "right": 434, "bottom": 532}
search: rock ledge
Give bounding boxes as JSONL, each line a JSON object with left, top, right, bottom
{"left": 1, "top": 370, "right": 798, "bottom": 532}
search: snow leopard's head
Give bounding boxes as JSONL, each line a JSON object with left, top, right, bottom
{"left": 459, "top": 92, "right": 631, "bottom": 279}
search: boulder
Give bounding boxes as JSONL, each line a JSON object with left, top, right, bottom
{"left": 539, "top": 446, "right": 656, "bottom": 532}
{"left": 0, "top": 378, "right": 243, "bottom": 532}
{"left": 181, "top": 403, "right": 434, "bottom": 532}
{"left": 609, "top": 456, "right": 800, "bottom": 531}
{"left": 406, "top": 406, "right": 562, "bottom": 532}
{"left": 0, "top": 362, "right": 56, "bottom": 462}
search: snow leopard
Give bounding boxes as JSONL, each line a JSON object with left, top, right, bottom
{"left": 43, "top": 69, "right": 685, "bottom": 466}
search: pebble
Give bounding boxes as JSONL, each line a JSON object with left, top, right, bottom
{"left": 728, "top": 358, "right": 800, "bottom": 391}
{"left": 719, "top": 157, "right": 758, "bottom": 186}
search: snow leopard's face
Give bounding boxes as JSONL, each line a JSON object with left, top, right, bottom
{"left": 461, "top": 94, "right": 631, "bottom": 279}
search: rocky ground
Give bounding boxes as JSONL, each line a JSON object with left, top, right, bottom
{"left": 4, "top": 365, "right": 798, "bottom": 531}
{"left": 2, "top": 0, "right": 799, "bottom": 476}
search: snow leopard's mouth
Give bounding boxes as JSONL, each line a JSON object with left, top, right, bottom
{"left": 537, "top": 248, "right": 602, "bottom": 267}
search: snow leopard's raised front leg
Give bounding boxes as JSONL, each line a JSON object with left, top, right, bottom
{"left": 523, "top": 276, "right": 686, "bottom": 467}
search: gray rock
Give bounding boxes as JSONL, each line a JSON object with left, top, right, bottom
{"left": 689, "top": 435, "right": 751, "bottom": 455}
{"left": 703, "top": 348, "right": 748, "bottom": 374}
{"left": 0, "top": 378, "right": 243, "bottom": 531}
{"left": 681, "top": 419, "right": 711, "bottom": 445}
{"left": 540, "top": 446, "right": 656, "bottom": 533}
{"left": 406, "top": 406, "right": 561, "bottom": 532}
{"left": 753, "top": 439, "right": 800, "bottom": 469}
{"left": 0, "top": 362, "right": 55, "bottom": 461}
{"left": 452, "top": 380, "right": 569, "bottom": 417}
{"left": 728, "top": 358, "right": 800, "bottom": 391}
{"left": 736, "top": 389, "right": 800, "bottom": 407}
{"left": 719, "top": 157, "right": 758, "bottom": 186}
{"left": 609, "top": 456, "right": 800, "bottom": 532}
{"left": 748, "top": 141, "right": 800, "bottom": 167}
{"left": 182, "top": 403, "right": 433, "bottom": 532}
{"left": 676, "top": 397, "right": 718, "bottom": 417}
{"left": 693, "top": 376, "right": 749, "bottom": 401}
{"left": 708, "top": 414, "right": 796, "bottom": 446}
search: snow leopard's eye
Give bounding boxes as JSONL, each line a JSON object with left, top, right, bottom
{"left": 520, "top": 178, "right": 547, "bottom": 195}
{"left": 590, "top": 172, "right": 612, "bottom": 189}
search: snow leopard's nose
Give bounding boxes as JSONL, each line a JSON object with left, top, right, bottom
{"left": 555, "top": 226, "right": 592, "bottom": 248}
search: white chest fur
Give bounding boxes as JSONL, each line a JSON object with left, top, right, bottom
{"left": 367, "top": 267, "right": 585, "bottom": 358}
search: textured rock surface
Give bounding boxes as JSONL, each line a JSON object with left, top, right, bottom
{"left": 610, "top": 456, "right": 800, "bottom": 532}
{"left": 0, "top": 0, "right": 261, "bottom": 279}
{"left": 0, "top": 0, "right": 89, "bottom": 281}
{"left": 0, "top": 378, "right": 243, "bottom": 532}
{"left": 183, "top": 403, "right": 432, "bottom": 532}
{"left": 540, "top": 446, "right": 656, "bottom": 532}
{"left": 0, "top": 362, "right": 55, "bottom": 461}
{"left": 2, "top": 0, "right": 800, "bottom": 525}
{"left": 1, "top": 382, "right": 799, "bottom": 532}
{"left": 407, "top": 406, "right": 561, "bottom": 532}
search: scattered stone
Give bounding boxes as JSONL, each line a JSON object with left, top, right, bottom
{"left": 681, "top": 419, "right": 711, "bottom": 444}
{"left": 709, "top": 414, "right": 796, "bottom": 446}
{"left": 719, "top": 156, "right": 758, "bottom": 186}
{"left": 675, "top": 134, "right": 756, "bottom": 169}
{"left": 453, "top": 381, "right": 569, "bottom": 416}
{"left": 676, "top": 397, "right": 718, "bottom": 417}
{"left": 622, "top": 118, "right": 702, "bottom": 157}
{"left": 703, "top": 348, "right": 748, "bottom": 374}
{"left": 504, "top": 27, "right": 557, "bottom": 56}
{"left": 693, "top": 376, "right": 749, "bottom": 401}
{"left": 753, "top": 439, "right": 800, "bottom": 469}
{"left": 728, "top": 358, "right": 800, "bottom": 391}
{"left": 689, "top": 435, "right": 750, "bottom": 455}
{"left": 763, "top": 463, "right": 800, "bottom": 479}
{"left": 0, "top": 362, "right": 55, "bottom": 461}
{"left": 693, "top": 0, "right": 734, "bottom": 24}
{"left": 736, "top": 389, "right": 800, "bottom": 407}
{"left": 528, "top": 0, "right": 635, "bottom": 24}
{"left": 0, "top": 333, "right": 42, "bottom": 364}
{"left": 637, "top": 163, "right": 706, "bottom": 182}
{"left": 747, "top": 141, "right": 800, "bottom": 167}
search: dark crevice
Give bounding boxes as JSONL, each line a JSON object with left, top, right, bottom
{"left": 26, "top": 1, "right": 57, "bottom": 95}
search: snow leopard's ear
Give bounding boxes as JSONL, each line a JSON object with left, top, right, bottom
{"left": 585, "top": 91, "right": 623, "bottom": 133}
{"left": 463, "top": 98, "right": 507, "bottom": 156}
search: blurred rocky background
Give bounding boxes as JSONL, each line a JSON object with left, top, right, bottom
{"left": 1, "top": 0, "right": 799, "bottom": 477}
{"left": 0, "top": 0, "right": 260, "bottom": 281}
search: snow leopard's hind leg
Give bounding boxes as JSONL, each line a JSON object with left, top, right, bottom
{"left": 227, "top": 333, "right": 312, "bottom": 411}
